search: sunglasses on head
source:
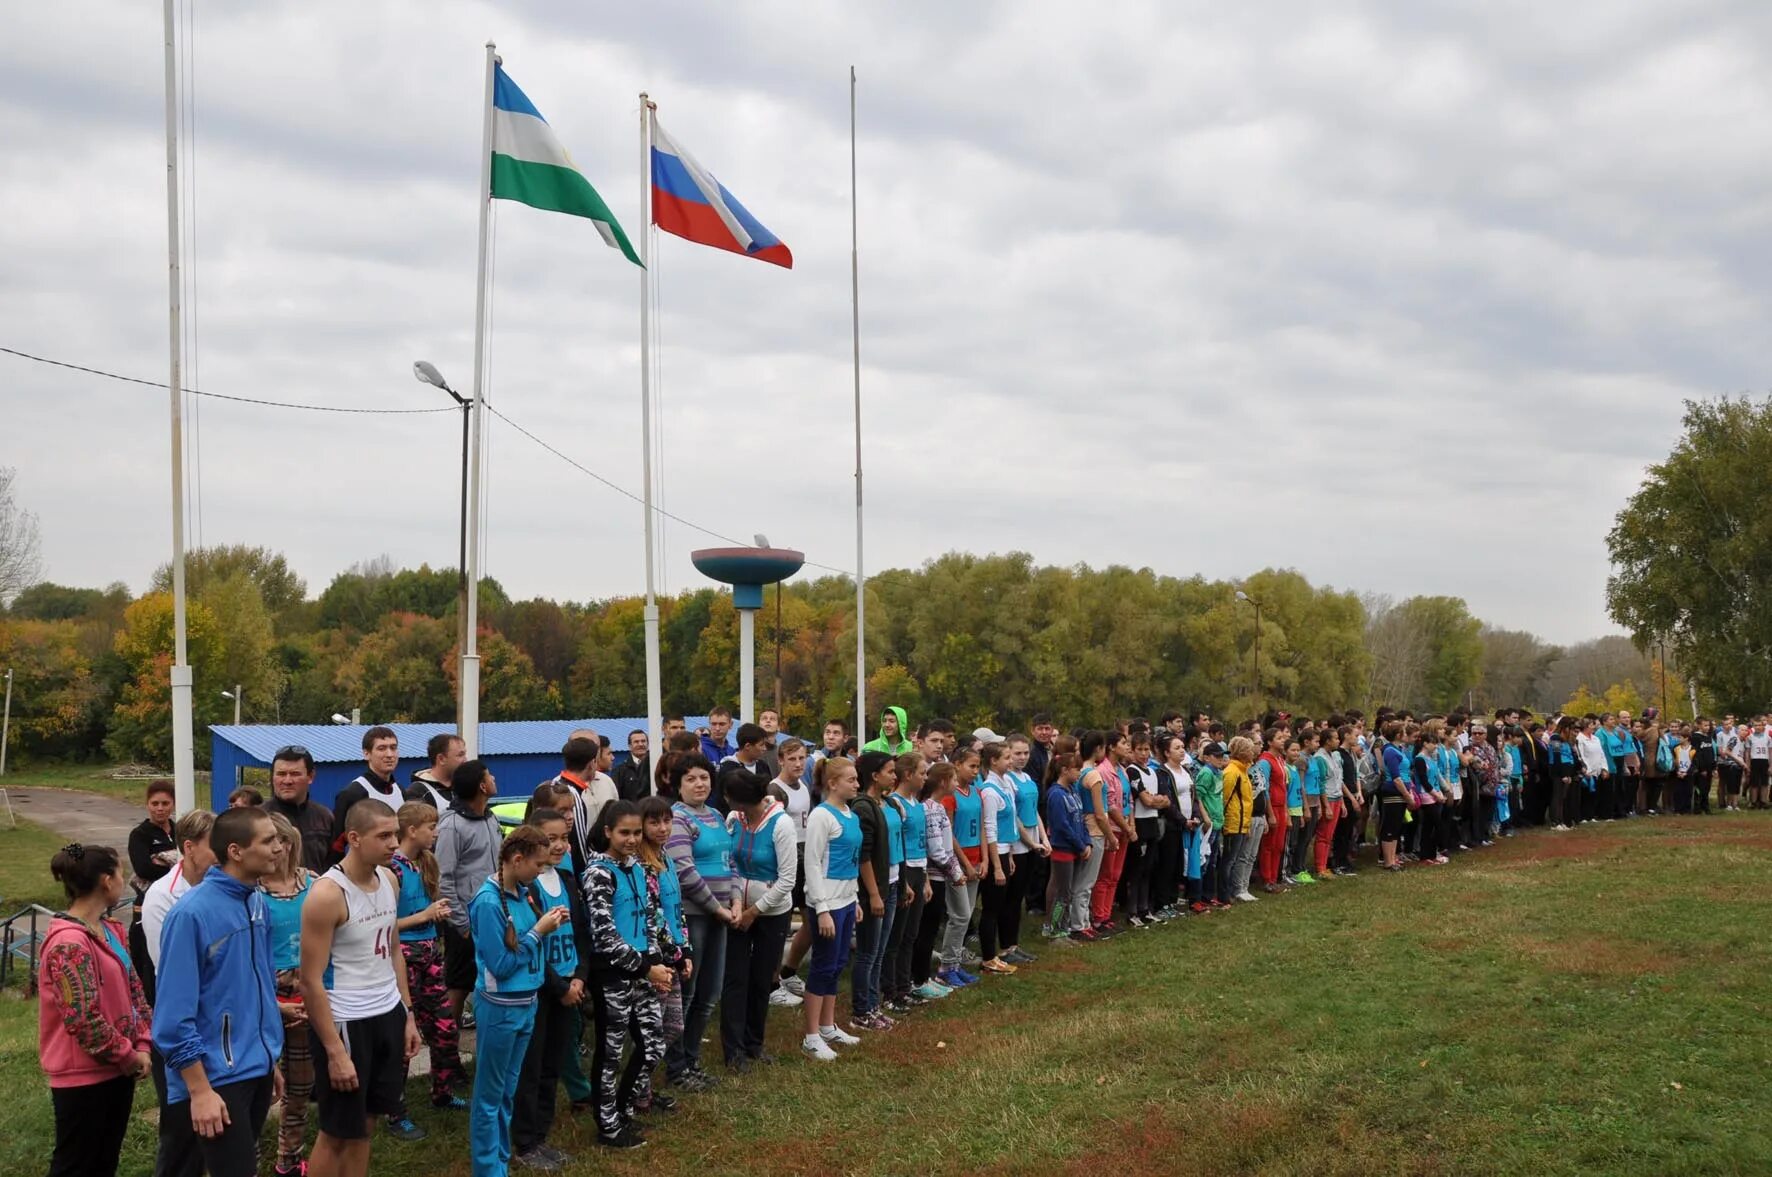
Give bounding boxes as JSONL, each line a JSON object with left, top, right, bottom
{"left": 274, "top": 745, "right": 311, "bottom": 760}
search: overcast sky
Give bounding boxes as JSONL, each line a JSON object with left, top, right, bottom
{"left": 5, "top": 1, "right": 1769, "bottom": 644}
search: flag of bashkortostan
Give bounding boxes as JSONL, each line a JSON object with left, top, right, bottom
{"left": 491, "top": 64, "right": 640, "bottom": 266}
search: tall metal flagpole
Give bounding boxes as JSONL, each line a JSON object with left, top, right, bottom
{"left": 639, "top": 95, "right": 664, "bottom": 761}
{"left": 850, "top": 66, "right": 867, "bottom": 746}
{"left": 461, "top": 41, "right": 497, "bottom": 758}
{"left": 163, "top": 0, "right": 196, "bottom": 813}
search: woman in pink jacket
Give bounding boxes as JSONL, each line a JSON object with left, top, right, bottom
{"left": 39, "top": 842, "right": 153, "bottom": 1177}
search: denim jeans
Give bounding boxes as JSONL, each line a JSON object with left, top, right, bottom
{"left": 666, "top": 911, "right": 727, "bottom": 1079}
{"left": 852, "top": 882, "right": 898, "bottom": 1016}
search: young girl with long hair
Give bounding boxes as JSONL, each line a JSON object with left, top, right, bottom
{"left": 912, "top": 763, "right": 961, "bottom": 997}
{"left": 937, "top": 749, "right": 986, "bottom": 985}
{"left": 884, "top": 751, "right": 934, "bottom": 1008}
{"left": 1087, "top": 731, "right": 1136, "bottom": 931}
{"left": 1041, "top": 753, "right": 1089, "bottom": 939}
{"left": 40, "top": 843, "right": 151, "bottom": 1177}
{"left": 1000, "top": 735, "right": 1048, "bottom": 961}
{"left": 975, "top": 742, "right": 1019, "bottom": 971}
{"left": 850, "top": 750, "right": 901, "bottom": 1026}
{"left": 801, "top": 757, "right": 864, "bottom": 1060}
{"left": 1070, "top": 732, "right": 1113, "bottom": 937}
{"left": 392, "top": 803, "right": 467, "bottom": 1119}
{"left": 511, "top": 808, "right": 590, "bottom": 1169}
{"left": 632, "top": 795, "right": 687, "bottom": 1118}
{"left": 1124, "top": 731, "right": 1166, "bottom": 925}
{"left": 469, "top": 825, "right": 568, "bottom": 1176}
{"left": 258, "top": 813, "right": 319, "bottom": 1176}
{"left": 583, "top": 800, "right": 671, "bottom": 1150}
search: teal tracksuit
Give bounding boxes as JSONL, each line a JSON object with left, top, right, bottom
{"left": 470, "top": 875, "right": 545, "bottom": 1177}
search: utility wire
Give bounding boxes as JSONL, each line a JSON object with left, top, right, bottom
{"left": 0, "top": 344, "right": 850, "bottom": 576}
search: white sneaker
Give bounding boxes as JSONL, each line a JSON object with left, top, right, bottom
{"left": 820, "top": 1024, "right": 861, "bottom": 1047}
{"left": 780, "top": 975, "right": 806, "bottom": 997}
{"left": 1235, "top": 892, "right": 1258, "bottom": 903}
{"left": 801, "top": 1035, "right": 838, "bottom": 1062}
{"left": 769, "top": 987, "right": 804, "bottom": 1007}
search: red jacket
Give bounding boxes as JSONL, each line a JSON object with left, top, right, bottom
{"left": 1258, "top": 752, "right": 1290, "bottom": 809}
{"left": 38, "top": 915, "right": 152, "bottom": 1088}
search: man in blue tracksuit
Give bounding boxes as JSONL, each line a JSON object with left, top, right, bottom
{"left": 152, "top": 807, "right": 285, "bottom": 1177}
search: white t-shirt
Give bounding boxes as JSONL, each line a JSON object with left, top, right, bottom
{"left": 1750, "top": 731, "right": 1771, "bottom": 760}
{"left": 1129, "top": 765, "right": 1160, "bottom": 820}
{"left": 1577, "top": 733, "right": 1609, "bottom": 776}
{"left": 318, "top": 865, "right": 402, "bottom": 1021}
{"left": 141, "top": 864, "right": 199, "bottom": 970}
{"left": 774, "top": 777, "right": 812, "bottom": 844}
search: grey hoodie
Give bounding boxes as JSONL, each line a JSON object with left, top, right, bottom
{"left": 436, "top": 802, "right": 502, "bottom": 934}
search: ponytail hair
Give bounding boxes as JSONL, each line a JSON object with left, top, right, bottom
{"left": 921, "top": 761, "right": 956, "bottom": 801}
{"left": 495, "top": 826, "right": 551, "bottom": 951}
{"left": 590, "top": 799, "right": 642, "bottom": 854}
{"left": 50, "top": 843, "right": 120, "bottom": 903}
{"left": 395, "top": 802, "right": 441, "bottom": 899}
{"left": 815, "top": 755, "right": 854, "bottom": 795}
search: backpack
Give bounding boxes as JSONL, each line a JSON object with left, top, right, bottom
{"left": 1656, "top": 736, "right": 1675, "bottom": 775}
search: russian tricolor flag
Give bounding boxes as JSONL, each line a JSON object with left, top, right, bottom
{"left": 649, "top": 113, "right": 792, "bottom": 269}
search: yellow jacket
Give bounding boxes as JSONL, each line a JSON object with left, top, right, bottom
{"left": 1222, "top": 760, "right": 1255, "bottom": 836}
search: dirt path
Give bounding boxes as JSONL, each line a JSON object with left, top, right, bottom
{"left": 4, "top": 786, "right": 142, "bottom": 851}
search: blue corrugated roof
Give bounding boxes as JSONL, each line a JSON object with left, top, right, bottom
{"left": 210, "top": 716, "right": 725, "bottom": 764}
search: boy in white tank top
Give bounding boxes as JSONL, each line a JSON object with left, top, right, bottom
{"left": 301, "top": 802, "right": 422, "bottom": 1177}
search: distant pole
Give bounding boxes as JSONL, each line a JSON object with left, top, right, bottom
{"left": 456, "top": 395, "right": 470, "bottom": 731}
{"left": 849, "top": 64, "right": 866, "bottom": 745}
{"left": 638, "top": 92, "right": 664, "bottom": 761}
{"left": 774, "top": 582, "right": 783, "bottom": 715}
{"left": 461, "top": 41, "right": 497, "bottom": 758}
{"left": 162, "top": 0, "right": 196, "bottom": 814}
{"left": 738, "top": 607, "right": 756, "bottom": 723}
{"left": 1, "top": 668, "right": 13, "bottom": 776}
{"left": 232, "top": 684, "right": 241, "bottom": 727}
{"left": 1658, "top": 637, "right": 1669, "bottom": 718}
{"left": 1253, "top": 601, "right": 1262, "bottom": 713}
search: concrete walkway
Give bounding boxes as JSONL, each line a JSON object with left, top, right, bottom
{"left": 5, "top": 786, "right": 141, "bottom": 851}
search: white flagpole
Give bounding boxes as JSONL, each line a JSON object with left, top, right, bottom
{"left": 163, "top": 0, "right": 195, "bottom": 813}
{"left": 461, "top": 41, "right": 497, "bottom": 758}
{"left": 850, "top": 66, "right": 867, "bottom": 746}
{"left": 640, "top": 95, "right": 664, "bottom": 761}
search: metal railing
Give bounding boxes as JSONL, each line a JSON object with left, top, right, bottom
{"left": 1, "top": 897, "right": 134, "bottom": 994}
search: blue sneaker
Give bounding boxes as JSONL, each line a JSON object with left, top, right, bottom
{"left": 431, "top": 1094, "right": 469, "bottom": 1111}
{"left": 956, "top": 968, "right": 981, "bottom": 985}
{"left": 936, "top": 968, "right": 972, "bottom": 988}
{"left": 383, "top": 1116, "right": 427, "bottom": 1142}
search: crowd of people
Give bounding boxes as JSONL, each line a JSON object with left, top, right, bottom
{"left": 34, "top": 703, "right": 1772, "bottom": 1176}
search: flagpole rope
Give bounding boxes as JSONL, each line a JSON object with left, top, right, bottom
{"left": 0, "top": 343, "right": 851, "bottom": 577}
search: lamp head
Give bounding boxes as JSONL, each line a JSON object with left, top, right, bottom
{"left": 413, "top": 360, "right": 448, "bottom": 390}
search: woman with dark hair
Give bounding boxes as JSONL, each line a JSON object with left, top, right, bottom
{"left": 126, "top": 779, "right": 178, "bottom": 991}
{"left": 663, "top": 754, "right": 733, "bottom": 1091}
{"left": 40, "top": 842, "right": 153, "bottom": 1177}
{"left": 850, "top": 749, "right": 901, "bottom": 1026}
{"left": 721, "top": 768, "right": 797, "bottom": 1069}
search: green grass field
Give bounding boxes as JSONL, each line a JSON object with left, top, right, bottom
{"left": 0, "top": 761, "right": 204, "bottom": 803}
{"left": 4, "top": 813, "right": 1769, "bottom": 1175}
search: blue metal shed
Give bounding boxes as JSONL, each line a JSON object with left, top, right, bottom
{"left": 207, "top": 717, "right": 723, "bottom": 811}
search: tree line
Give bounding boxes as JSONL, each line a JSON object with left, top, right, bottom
{"left": 0, "top": 543, "right": 1697, "bottom": 769}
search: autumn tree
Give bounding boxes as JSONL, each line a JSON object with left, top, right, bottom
{"left": 1607, "top": 396, "right": 1772, "bottom": 711}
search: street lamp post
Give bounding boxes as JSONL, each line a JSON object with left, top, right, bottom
{"left": 1236, "top": 590, "right": 1263, "bottom": 714}
{"left": 414, "top": 361, "right": 472, "bottom": 734}
{"left": 220, "top": 685, "right": 241, "bottom": 726}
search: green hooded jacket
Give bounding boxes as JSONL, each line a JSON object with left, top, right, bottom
{"left": 861, "top": 705, "right": 914, "bottom": 756}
